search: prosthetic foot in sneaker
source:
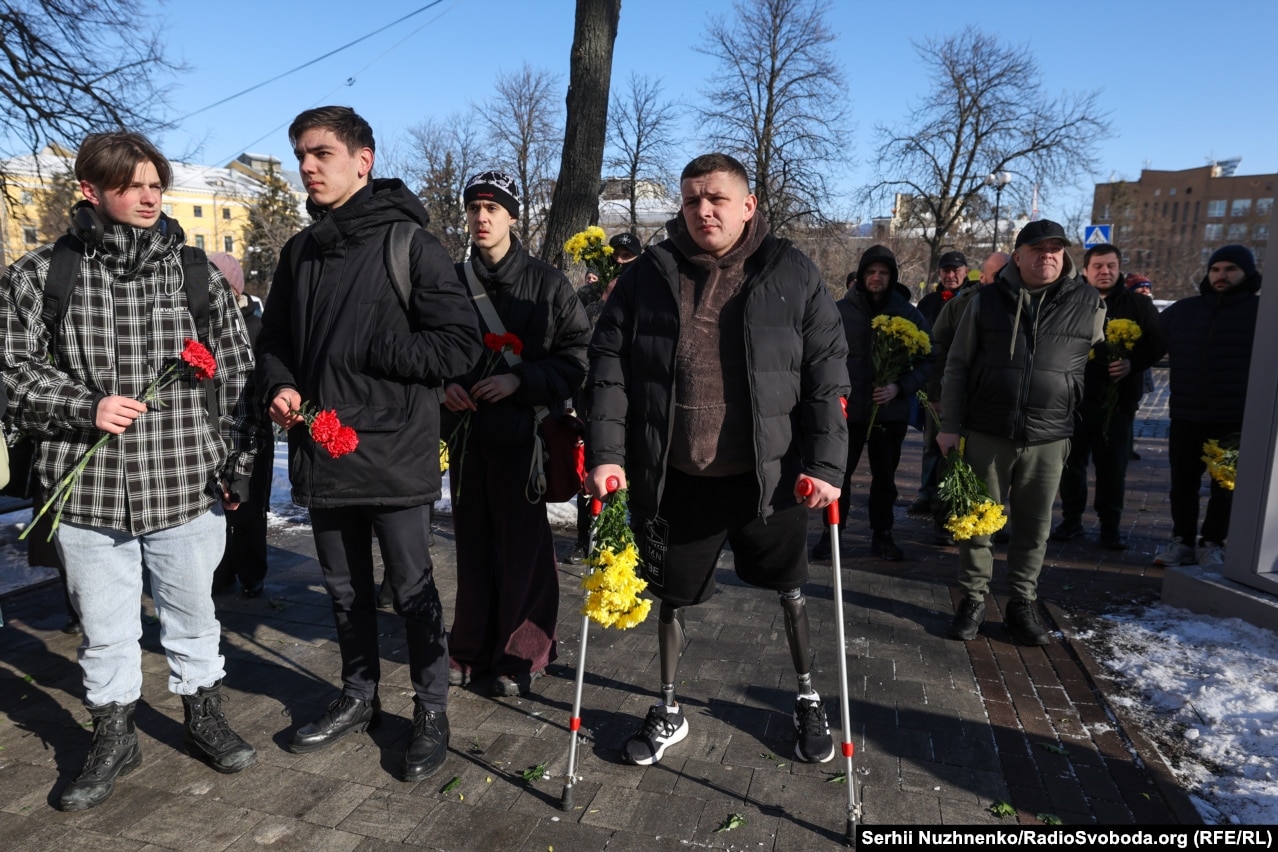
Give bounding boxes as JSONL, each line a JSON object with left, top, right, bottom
{"left": 622, "top": 703, "right": 688, "bottom": 766}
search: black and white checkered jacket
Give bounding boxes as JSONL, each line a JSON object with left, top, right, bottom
{"left": 1, "top": 216, "right": 260, "bottom": 536}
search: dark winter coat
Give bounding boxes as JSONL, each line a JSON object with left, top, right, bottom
{"left": 941, "top": 256, "right": 1104, "bottom": 444}
{"left": 1160, "top": 271, "right": 1262, "bottom": 424}
{"left": 586, "top": 221, "right": 849, "bottom": 521}
{"left": 443, "top": 237, "right": 591, "bottom": 447}
{"left": 256, "top": 179, "right": 482, "bottom": 507}
{"left": 917, "top": 280, "right": 976, "bottom": 327}
{"left": 839, "top": 247, "right": 933, "bottom": 424}
{"left": 1082, "top": 284, "right": 1166, "bottom": 411}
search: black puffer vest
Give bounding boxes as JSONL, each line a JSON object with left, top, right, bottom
{"left": 965, "top": 269, "right": 1100, "bottom": 443}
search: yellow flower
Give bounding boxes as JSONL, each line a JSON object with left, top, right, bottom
{"left": 1105, "top": 318, "right": 1142, "bottom": 355}
{"left": 439, "top": 440, "right": 449, "bottom": 472}
{"left": 1202, "top": 438, "right": 1239, "bottom": 491}
{"left": 580, "top": 502, "right": 651, "bottom": 629}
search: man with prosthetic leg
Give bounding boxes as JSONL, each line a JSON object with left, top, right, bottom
{"left": 584, "top": 153, "right": 850, "bottom": 766}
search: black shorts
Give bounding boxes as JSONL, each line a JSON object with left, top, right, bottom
{"left": 634, "top": 468, "right": 809, "bottom": 607}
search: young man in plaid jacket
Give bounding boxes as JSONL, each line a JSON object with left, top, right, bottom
{"left": 0, "top": 132, "right": 262, "bottom": 810}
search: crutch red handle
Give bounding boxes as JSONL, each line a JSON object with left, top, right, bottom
{"left": 561, "top": 475, "right": 620, "bottom": 810}
{"left": 797, "top": 475, "right": 860, "bottom": 845}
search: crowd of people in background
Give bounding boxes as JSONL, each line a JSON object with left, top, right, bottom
{"left": 0, "top": 108, "right": 1265, "bottom": 809}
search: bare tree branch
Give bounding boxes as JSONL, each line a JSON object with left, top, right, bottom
{"left": 696, "top": 0, "right": 851, "bottom": 234}
{"left": 605, "top": 72, "right": 681, "bottom": 234}
{"left": 403, "top": 114, "right": 485, "bottom": 260}
{"left": 0, "top": 0, "right": 182, "bottom": 187}
{"left": 865, "top": 26, "right": 1111, "bottom": 272}
{"left": 477, "top": 63, "right": 563, "bottom": 250}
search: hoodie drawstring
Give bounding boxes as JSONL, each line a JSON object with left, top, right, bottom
{"left": 1009, "top": 288, "right": 1027, "bottom": 359}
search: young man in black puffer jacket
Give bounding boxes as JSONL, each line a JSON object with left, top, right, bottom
{"left": 586, "top": 153, "right": 849, "bottom": 769}
{"left": 812, "top": 245, "right": 932, "bottom": 562}
{"left": 443, "top": 171, "right": 590, "bottom": 699}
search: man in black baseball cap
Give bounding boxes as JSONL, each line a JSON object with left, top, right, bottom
{"left": 609, "top": 232, "right": 641, "bottom": 264}
{"left": 936, "top": 219, "right": 1104, "bottom": 646}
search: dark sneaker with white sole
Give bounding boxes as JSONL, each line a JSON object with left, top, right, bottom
{"left": 622, "top": 703, "right": 688, "bottom": 766}
{"left": 793, "top": 693, "right": 835, "bottom": 763}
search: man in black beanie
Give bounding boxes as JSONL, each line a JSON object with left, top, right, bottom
{"left": 1153, "top": 244, "right": 1262, "bottom": 570}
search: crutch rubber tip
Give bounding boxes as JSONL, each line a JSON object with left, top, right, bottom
{"left": 560, "top": 786, "right": 574, "bottom": 810}
{"left": 844, "top": 818, "right": 856, "bottom": 847}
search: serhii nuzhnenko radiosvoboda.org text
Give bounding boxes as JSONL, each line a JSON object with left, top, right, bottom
{"left": 856, "top": 827, "right": 1276, "bottom": 851}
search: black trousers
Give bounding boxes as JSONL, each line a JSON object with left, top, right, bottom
{"left": 1168, "top": 419, "right": 1238, "bottom": 543}
{"left": 1058, "top": 401, "right": 1133, "bottom": 532}
{"left": 215, "top": 439, "right": 274, "bottom": 589}
{"left": 839, "top": 420, "right": 908, "bottom": 533}
{"left": 310, "top": 503, "right": 447, "bottom": 711}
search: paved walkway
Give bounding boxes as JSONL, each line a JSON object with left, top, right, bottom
{"left": 0, "top": 369, "right": 1202, "bottom": 850}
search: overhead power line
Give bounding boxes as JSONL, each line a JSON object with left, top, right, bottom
{"left": 176, "top": 0, "right": 448, "bottom": 122}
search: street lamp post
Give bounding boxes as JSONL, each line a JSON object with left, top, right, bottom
{"left": 985, "top": 171, "right": 1012, "bottom": 253}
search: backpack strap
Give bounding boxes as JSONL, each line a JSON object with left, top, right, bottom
{"left": 383, "top": 221, "right": 418, "bottom": 315}
{"left": 180, "top": 245, "right": 217, "bottom": 420}
{"left": 40, "top": 234, "right": 87, "bottom": 350}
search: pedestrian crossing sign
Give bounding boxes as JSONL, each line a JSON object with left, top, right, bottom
{"left": 1084, "top": 224, "right": 1112, "bottom": 247}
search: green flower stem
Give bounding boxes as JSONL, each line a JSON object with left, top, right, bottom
{"left": 20, "top": 362, "right": 184, "bottom": 542}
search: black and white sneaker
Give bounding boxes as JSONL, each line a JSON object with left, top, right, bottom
{"left": 794, "top": 693, "right": 835, "bottom": 763}
{"left": 623, "top": 703, "right": 688, "bottom": 766}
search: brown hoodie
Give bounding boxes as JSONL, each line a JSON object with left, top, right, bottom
{"left": 666, "top": 213, "right": 769, "bottom": 476}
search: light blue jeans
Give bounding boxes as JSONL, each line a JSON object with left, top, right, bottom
{"left": 57, "top": 507, "right": 228, "bottom": 706}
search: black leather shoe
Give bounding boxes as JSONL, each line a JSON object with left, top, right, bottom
{"left": 560, "top": 543, "right": 589, "bottom": 565}
{"left": 1051, "top": 518, "right": 1085, "bottom": 541}
{"left": 289, "top": 694, "right": 381, "bottom": 754}
{"left": 1100, "top": 528, "right": 1128, "bottom": 551}
{"left": 871, "top": 532, "right": 904, "bottom": 562}
{"left": 949, "top": 599, "right": 985, "bottom": 641}
{"left": 810, "top": 531, "right": 832, "bottom": 561}
{"left": 62, "top": 614, "right": 82, "bottom": 635}
{"left": 402, "top": 705, "right": 450, "bottom": 781}
{"left": 907, "top": 495, "right": 932, "bottom": 515}
{"left": 376, "top": 582, "right": 394, "bottom": 610}
{"left": 240, "top": 582, "right": 264, "bottom": 599}
{"left": 1005, "top": 598, "right": 1051, "bottom": 646}
{"left": 60, "top": 701, "right": 141, "bottom": 811}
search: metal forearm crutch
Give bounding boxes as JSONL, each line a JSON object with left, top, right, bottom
{"left": 560, "top": 475, "right": 619, "bottom": 811}
{"left": 798, "top": 477, "right": 861, "bottom": 845}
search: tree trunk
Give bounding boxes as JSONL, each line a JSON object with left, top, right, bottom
{"left": 539, "top": 0, "right": 621, "bottom": 267}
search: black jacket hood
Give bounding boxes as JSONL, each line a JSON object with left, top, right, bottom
{"left": 306, "top": 178, "right": 430, "bottom": 247}
{"left": 854, "top": 244, "right": 910, "bottom": 301}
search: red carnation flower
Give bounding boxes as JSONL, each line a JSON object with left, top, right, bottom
{"left": 310, "top": 409, "right": 342, "bottom": 446}
{"left": 483, "top": 332, "right": 505, "bottom": 352}
{"left": 180, "top": 338, "right": 217, "bottom": 381}
{"left": 324, "top": 425, "right": 359, "bottom": 458}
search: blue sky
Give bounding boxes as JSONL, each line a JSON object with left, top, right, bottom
{"left": 154, "top": 0, "right": 1277, "bottom": 222}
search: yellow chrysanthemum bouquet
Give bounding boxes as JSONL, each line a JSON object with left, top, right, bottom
{"left": 1202, "top": 436, "right": 1239, "bottom": 491}
{"left": 439, "top": 440, "right": 449, "bottom": 472}
{"left": 868, "top": 315, "right": 931, "bottom": 431}
{"left": 917, "top": 391, "right": 1008, "bottom": 541}
{"left": 580, "top": 489, "right": 651, "bottom": 629}
{"left": 1100, "top": 318, "right": 1142, "bottom": 438}
{"left": 564, "top": 226, "right": 620, "bottom": 284}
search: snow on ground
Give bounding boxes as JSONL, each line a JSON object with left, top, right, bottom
{"left": 1078, "top": 605, "right": 1278, "bottom": 825}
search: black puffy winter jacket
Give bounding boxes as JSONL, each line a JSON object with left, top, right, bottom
{"left": 443, "top": 237, "right": 591, "bottom": 447}
{"left": 586, "top": 224, "right": 850, "bottom": 520}
{"left": 1160, "top": 271, "right": 1262, "bottom": 424}
{"left": 257, "top": 180, "right": 483, "bottom": 507}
